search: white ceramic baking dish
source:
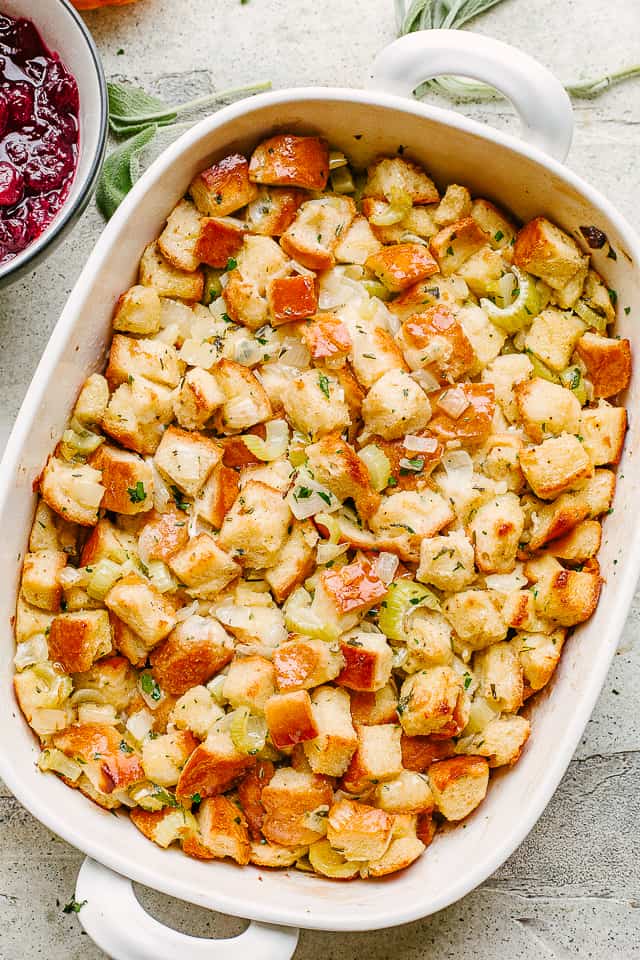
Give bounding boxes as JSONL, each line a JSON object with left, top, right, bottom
{"left": 0, "top": 30, "right": 638, "bottom": 960}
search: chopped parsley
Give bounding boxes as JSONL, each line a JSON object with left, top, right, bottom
{"left": 170, "top": 485, "right": 190, "bottom": 511}
{"left": 317, "top": 490, "right": 332, "bottom": 505}
{"left": 494, "top": 230, "right": 504, "bottom": 242}
{"left": 463, "top": 672, "right": 472, "bottom": 690}
{"left": 294, "top": 486, "right": 313, "bottom": 500}
{"left": 63, "top": 899, "right": 87, "bottom": 915}
{"left": 140, "top": 673, "right": 162, "bottom": 702}
{"left": 318, "top": 372, "right": 331, "bottom": 399}
{"left": 119, "top": 740, "right": 133, "bottom": 754}
{"left": 226, "top": 257, "right": 238, "bottom": 271}
{"left": 608, "top": 288, "right": 618, "bottom": 306}
{"left": 127, "top": 481, "right": 146, "bottom": 504}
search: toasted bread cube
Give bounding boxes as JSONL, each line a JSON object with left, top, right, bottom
{"left": 113, "top": 285, "right": 161, "bottom": 335}
{"left": 139, "top": 242, "right": 203, "bottom": 301}
{"left": 429, "top": 383, "right": 495, "bottom": 443}
{"left": 513, "top": 216, "right": 587, "bottom": 291}
{"left": 265, "top": 689, "right": 318, "bottom": 749}
{"left": 363, "top": 157, "right": 439, "bottom": 205}
{"left": 106, "top": 334, "right": 183, "bottom": 391}
{"left": 400, "top": 733, "right": 454, "bottom": 772}
{"left": 105, "top": 573, "right": 175, "bottom": 647}
{"left": 267, "top": 274, "right": 317, "bottom": 325}
{"left": 542, "top": 520, "right": 602, "bottom": 562}
{"left": 350, "top": 326, "right": 408, "bottom": 389}
{"left": 579, "top": 404, "right": 626, "bottom": 465}
{"left": 54, "top": 722, "right": 144, "bottom": 794}
{"left": 196, "top": 463, "right": 239, "bottom": 529}
{"left": 29, "top": 502, "right": 62, "bottom": 553}
{"left": 480, "top": 433, "right": 525, "bottom": 493}
{"left": 261, "top": 767, "right": 334, "bottom": 847}
{"left": 365, "top": 242, "right": 438, "bottom": 293}
{"left": 527, "top": 490, "right": 589, "bottom": 550}
{"left": 512, "top": 630, "right": 565, "bottom": 697}
{"left": 101, "top": 378, "right": 173, "bottom": 457}
{"left": 398, "top": 666, "right": 469, "bottom": 738}
{"left": 524, "top": 308, "right": 585, "bottom": 372}
{"left": 21, "top": 549, "right": 66, "bottom": 611}
{"left": 302, "top": 686, "right": 357, "bottom": 776}
{"left": 158, "top": 198, "right": 205, "bottom": 272}
{"left": 336, "top": 630, "right": 393, "bottom": 692}
{"left": 47, "top": 610, "right": 112, "bottom": 673}
{"left": 217, "top": 479, "right": 291, "bottom": 567}
{"left": 306, "top": 839, "right": 360, "bottom": 879}
{"left": 236, "top": 759, "right": 275, "bottom": 839}
{"left": 458, "top": 245, "right": 504, "bottom": 297}
{"left": 317, "top": 558, "right": 387, "bottom": 622}
{"left": 89, "top": 444, "right": 154, "bottom": 516}
{"left": 249, "top": 135, "right": 329, "bottom": 190}
{"left": 579, "top": 469, "right": 616, "bottom": 517}
{"left": 470, "top": 198, "right": 516, "bottom": 249}
{"left": 429, "top": 217, "right": 489, "bottom": 275}
{"left": 273, "top": 637, "right": 344, "bottom": 691}
{"left": 374, "top": 770, "right": 434, "bottom": 815}
{"left": 281, "top": 369, "right": 350, "bottom": 439}
{"left": 130, "top": 807, "right": 196, "bottom": 849}
{"left": 474, "top": 641, "right": 524, "bottom": 713}
{"left": 170, "top": 685, "right": 224, "bottom": 740}
{"left": 306, "top": 433, "right": 379, "bottom": 520}
{"left": 364, "top": 835, "right": 425, "bottom": 878}
{"left": 341, "top": 722, "right": 402, "bottom": 793}
{"left": 350, "top": 684, "right": 398, "bottom": 725}
{"left": 190, "top": 153, "right": 258, "bottom": 217}
{"left": 575, "top": 332, "right": 632, "bottom": 398}
{"left": 459, "top": 714, "right": 531, "bottom": 767}
{"left": 169, "top": 533, "right": 240, "bottom": 599}
{"left": 249, "top": 841, "right": 306, "bottom": 868}
{"left": 434, "top": 183, "right": 471, "bottom": 226}
{"left": 154, "top": 427, "right": 222, "bottom": 498}
{"left": 457, "top": 304, "right": 506, "bottom": 374}
{"left": 417, "top": 529, "right": 475, "bottom": 592}
{"left": 136, "top": 509, "right": 189, "bottom": 565}
{"left": 40, "top": 458, "right": 104, "bottom": 527}
{"left": 515, "top": 378, "right": 581, "bottom": 443}
{"left": 150, "top": 615, "right": 234, "bottom": 695}
{"left": 362, "top": 198, "right": 437, "bottom": 243}
{"left": 327, "top": 798, "right": 394, "bottom": 861}
{"left": 172, "top": 368, "right": 224, "bottom": 433}
{"left": 482, "top": 354, "right": 533, "bottom": 422}
{"left": 214, "top": 358, "right": 273, "bottom": 433}
{"left": 222, "top": 655, "right": 276, "bottom": 712}
{"left": 442, "top": 590, "right": 508, "bottom": 651}
{"left": 297, "top": 313, "right": 351, "bottom": 366}
{"left": 71, "top": 655, "right": 137, "bottom": 713}
{"left": 176, "top": 727, "right": 255, "bottom": 802}
{"left": 280, "top": 196, "right": 355, "bottom": 270}
{"left": 141, "top": 729, "right": 198, "bottom": 786}
{"left": 264, "top": 521, "right": 317, "bottom": 603}
{"left": 520, "top": 433, "right": 593, "bottom": 500}
{"left": 534, "top": 560, "right": 602, "bottom": 626}
{"left": 245, "top": 185, "right": 304, "bottom": 236}
{"left": 500, "top": 589, "right": 549, "bottom": 633}
{"left": 469, "top": 493, "right": 525, "bottom": 574}
{"left": 223, "top": 236, "right": 290, "bottom": 330}
{"left": 428, "top": 756, "right": 489, "bottom": 821}
{"left": 404, "top": 611, "right": 454, "bottom": 672}
{"left": 334, "top": 214, "right": 382, "bottom": 265}
{"left": 195, "top": 217, "right": 247, "bottom": 269}
{"left": 362, "top": 369, "right": 431, "bottom": 440}
{"left": 193, "top": 796, "right": 251, "bottom": 864}
{"left": 371, "top": 489, "right": 454, "bottom": 547}
{"left": 400, "top": 305, "right": 475, "bottom": 381}
{"left": 107, "top": 611, "right": 149, "bottom": 666}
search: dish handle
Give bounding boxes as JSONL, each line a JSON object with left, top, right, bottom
{"left": 74, "top": 857, "right": 300, "bottom": 960}
{"left": 368, "top": 29, "right": 574, "bottom": 161}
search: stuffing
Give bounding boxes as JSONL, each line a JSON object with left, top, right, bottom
{"left": 306, "top": 433, "right": 379, "bottom": 520}
{"left": 261, "top": 768, "right": 334, "bottom": 847}
{"left": 196, "top": 463, "right": 240, "bottom": 528}
{"left": 341, "top": 722, "right": 403, "bottom": 793}
{"left": 104, "top": 573, "right": 176, "bottom": 648}
{"left": 362, "top": 199, "right": 437, "bottom": 244}
{"left": 434, "top": 184, "right": 471, "bottom": 226}
{"left": 365, "top": 242, "right": 439, "bottom": 293}
{"left": 150, "top": 615, "right": 234, "bottom": 695}
{"left": 21, "top": 550, "right": 66, "bottom": 612}
{"left": 473, "top": 641, "right": 524, "bottom": 713}
{"left": 350, "top": 683, "right": 398, "bottom": 726}
{"left": 373, "top": 770, "right": 434, "bottom": 815}
{"left": 267, "top": 274, "right": 318, "bottom": 325}
{"left": 141, "top": 730, "right": 198, "bottom": 787}
{"left": 170, "top": 685, "right": 225, "bottom": 740}
{"left": 511, "top": 630, "right": 565, "bottom": 697}
{"left": 500, "top": 589, "right": 550, "bottom": 633}
{"left": 541, "top": 520, "right": 602, "bottom": 563}
{"left": 304, "top": 688, "right": 358, "bottom": 777}
{"left": 113, "top": 285, "right": 162, "bottom": 336}
{"left": 90, "top": 444, "right": 154, "bottom": 516}
{"left": 217, "top": 480, "right": 291, "bottom": 567}
{"left": 130, "top": 807, "right": 197, "bottom": 850}
{"left": 400, "top": 305, "right": 476, "bottom": 381}
{"left": 478, "top": 433, "right": 525, "bottom": 492}
{"left": 237, "top": 760, "right": 275, "bottom": 839}
{"left": 469, "top": 493, "right": 525, "bottom": 574}
{"left": 397, "top": 666, "right": 469, "bottom": 737}
{"left": 223, "top": 655, "right": 276, "bottom": 712}
{"left": 400, "top": 733, "right": 454, "bottom": 772}
{"left": 158, "top": 198, "right": 205, "bottom": 272}
{"left": 362, "top": 157, "right": 439, "bottom": 205}
{"left": 456, "top": 245, "right": 504, "bottom": 297}
{"left": 40, "top": 457, "right": 104, "bottom": 527}
{"left": 470, "top": 198, "right": 516, "bottom": 249}
{"left": 139, "top": 242, "right": 203, "bottom": 302}
{"left": 442, "top": 590, "right": 508, "bottom": 651}
{"left": 264, "top": 521, "right": 317, "bottom": 602}
{"left": 579, "top": 404, "right": 627, "bottom": 465}
{"left": 461, "top": 714, "right": 531, "bottom": 767}
{"left": 168, "top": 533, "right": 240, "bottom": 599}
{"left": 362, "top": 369, "right": 431, "bottom": 440}
{"left": 101, "top": 378, "right": 174, "bottom": 456}
{"left": 264, "top": 689, "right": 319, "bottom": 749}
{"left": 428, "top": 755, "right": 489, "bottom": 821}
{"left": 514, "top": 378, "right": 581, "bottom": 443}
{"left": 334, "top": 214, "right": 382, "bottom": 265}
{"left": 350, "top": 326, "right": 408, "bottom": 390}
{"left": 429, "top": 217, "right": 489, "bottom": 275}
{"left": 524, "top": 308, "right": 585, "bottom": 373}
{"left": 403, "top": 611, "right": 454, "bottom": 671}
{"left": 273, "top": 637, "right": 344, "bottom": 691}
{"left": 154, "top": 426, "right": 222, "bottom": 498}
{"left": 519, "top": 433, "right": 593, "bottom": 500}
{"left": 193, "top": 796, "right": 251, "bottom": 864}
{"left": 429, "top": 383, "right": 495, "bottom": 443}
{"left": 417, "top": 529, "right": 475, "bottom": 592}
{"left": 336, "top": 629, "right": 393, "bottom": 692}
{"left": 533, "top": 559, "right": 602, "bottom": 626}
{"left": 53, "top": 722, "right": 144, "bottom": 794}
{"left": 48, "top": 609, "right": 112, "bottom": 673}
{"left": 575, "top": 332, "right": 632, "bottom": 398}
{"left": 513, "top": 216, "right": 587, "bottom": 291}
{"left": 280, "top": 196, "right": 355, "bottom": 270}
{"left": 173, "top": 367, "right": 225, "bottom": 431}
{"left": 176, "top": 727, "right": 255, "bottom": 802}
{"left": 481, "top": 353, "right": 533, "bottom": 422}
{"left": 297, "top": 313, "right": 351, "bottom": 366}
{"left": 249, "top": 135, "right": 329, "bottom": 190}
{"left": 244, "top": 186, "right": 305, "bottom": 236}
{"left": 136, "top": 509, "right": 189, "bottom": 564}
{"left": 457, "top": 304, "right": 506, "bottom": 373}
{"left": 189, "top": 153, "right": 258, "bottom": 216}
{"left": 370, "top": 489, "right": 454, "bottom": 558}
{"left": 314, "top": 558, "right": 387, "bottom": 632}
{"left": 281, "top": 369, "right": 350, "bottom": 439}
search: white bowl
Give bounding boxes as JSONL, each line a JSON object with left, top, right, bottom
{"left": 0, "top": 30, "right": 638, "bottom": 960}
{"left": 0, "top": 0, "right": 108, "bottom": 285}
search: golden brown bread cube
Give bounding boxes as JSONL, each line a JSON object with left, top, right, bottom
{"left": 158, "top": 198, "right": 206, "bottom": 272}
{"left": 53, "top": 722, "right": 144, "bottom": 795}
{"left": 48, "top": 609, "right": 112, "bottom": 673}
{"left": 373, "top": 770, "right": 434, "bottom": 815}
{"left": 189, "top": 153, "right": 258, "bottom": 217}
{"left": 21, "top": 550, "right": 67, "bottom": 612}
{"left": 223, "top": 655, "right": 276, "bottom": 712}
{"left": 245, "top": 186, "right": 305, "bottom": 236}
{"left": 513, "top": 216, "right": 587, "bottom": 291}
{"left": 89, "top": 444, "right": 154, "bottom": 516}
{"left": 195, "top": 796, "right": 251, "bottom": 864}
{"left": 194, "top": 217, "right": 248, "bottom": 269}
{"left": 326, "top": 798, "right": 394, "bottom": 862}
{"left": 470, "top": 198, "right": 516, "bottom": 249}
{"left": 214, "top": 358, "right": 273, "bottom": 433}
{"left": 113, "top": 284, "right": 161, "bottom": 335}
{"left": 249, "top": 135, "right": 329, "bottom": 191}
{"left": 168, "top": 533, "right": 240, "bottom": 599}
{"left": 398, "top": 666, "right": 469, "bottom": 738}
{"left": 400, "top": 305, "right": 475, "bottom": 381}
{"left": 541, "top": 519, "right": 602, "bottom": 563}
{"left": 458, "top": 715, "right": 531, "bottom": 768}
{"left": 429, "top": 383, "right": 495, "bottom": 443}
{"left": 296, "top": 313, "right": 352, "bottom": 366}
{"left": 429, "top": 217, "right": 489, "bottom": 275}
{"left": 280, "top": 196, "right": 355, "bottom": 270}
{"left": 303, "top": 685, "right": 357, "bottom": 776}
{"left": 305, "top": 433, "right": 379, "bottom": 521}
{"left": 469, "top": 492, "right": 525, "bottom": 574}
{"left": 534, "top": 559, "right": 602, "bottom": 626}
{"left": 514, "top": 378, "right": 581, "bottom": 443}
{"left": 428, "top": 755, "right": 489, "bottom": 821}
{"left": 264, "top": 689, "right": 318, "bottom": 749}
{"left": 364, "top": 835, "right": 425, "bottom": 878}
{"left": 217, "top": 479, "right": 291, "bottom": 567}
{"left": 136, "top": 508, "right": 190, "bottom": 564}
{"left": 473, "top": 642, "right": 524, "bottom": 713}
{"left": 365, "top": 242, "right": 439, "bottom": 293}
{"left": 336, "top": 631, "right": 393, "bottom": 693}
{"left": 104, "top": 573, "right": 176, "bottom": 648}
{"left": 150, "top": 615, "right": 234, "bottom": 695}
{"left": 334, "top": 214, "right": 382, "bottom": 265}
{"left": 264, "top": 521, "right": 317, "bottom": 603}
{"left": 363, "top": 157, "right": 439, "bottom": 205}
{"left": 154, "top": 426, "right": 222, "bottom": 498}
{"left": 106, "top": 335, "right": 183, "bottom": 391}
{"left": 267, "top": 274, "right": 317, "bottom": 325}
{"left": 139, "top": 242, "right": 203, "bottom": 301}
{"left": 341, "top": 722, "right": 403, "bottom": 793}
{"left": 141, "top": 729, "right": 198, "bottom": 786}
{"left": 40, "top": 458, "right": 104, "bottom": 527}
{"left": 350, "top": 683, "right": 398, "bottom": 726}
{"left": 575, "top": 332, "right": 632, "bottom": 398}
{"left": 176, "top": 727, "right": 255, "bottom": 803}
{"left": 273, "top": 637, "right": 344, "bottom": 691}
{"left": 442, "top": 590, "right": 508, "bottom": 650}
{"left": 196, "top": 463, "right": 239, "bottom": 529}
{"left": 101, "top": 378, "right": 174, "bottom": 457}
{"left": 579, "top": 404, "right": 626, "bottom": 466}
{"left": 512, "top": 630, "right": 565, "bottom": 697}
{"left": 519, "top": 433, "right": 593, "bottom": 500}
{"left": 281, "top": 369, "right": 350, "bottom": 438}
{"left": 261, "top": 767, "right": 334, "bottom": 847}
{"left": 400, "top": 733, "right": 454, "bottom": 772}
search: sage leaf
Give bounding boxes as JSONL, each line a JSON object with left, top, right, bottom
{"left": 567, "top": 65, "right": 640, "bottom": 100}
{"left": 107, "top": 82, "right": 176, "bottom": 133}
{"left": 96, "top": 124, "right": 158, "bottom": 220}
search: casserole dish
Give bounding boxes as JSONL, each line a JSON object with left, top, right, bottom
{"left": 0, "top": 30, "right": 638, "bottom": 960}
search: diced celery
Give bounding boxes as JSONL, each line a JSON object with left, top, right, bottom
{"left": 480, "top": 267, "right": 541, "bottom": 333}
{"left": 559, "top": 365, "right": 588, "bottom": 405}
{"left": 358, "top": 444, "right": 392, "bottom": 493}
{"left": 38, "top": 748, "right": 83, "bottom": 782}
{"left": 86, "top": 558, "right": 123, "bottom": 601}
{"left": 331, "top": 166, "right": 355, "bottom": 194}
{"left": 201, "top": 267, "right": 223, "bottom": 306}
{"left": 361, "top": 280, "right": 391, "bottom": 301}
{"left": 378, "top": 579, "right": 441, "bottom": 643}
{"left": 525, "top": 349, "right": 559, "bottom": 383}
{"left": 369, "top": 187, "right": 412, "bottom": 226}
{"left": 574, "top": 298, "right": 607, "bottom": 334}
{"left": 229, "top": 706, "right": 268, "bottom": 756}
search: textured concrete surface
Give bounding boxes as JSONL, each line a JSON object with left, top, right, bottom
{"left": 0, "top": 0, "right": 639, "bottom": 957}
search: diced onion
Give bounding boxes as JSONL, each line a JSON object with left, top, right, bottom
{"left": 126, "top": 709, "right": 154, "bottom": 742}
{"left": 369, "top": 187, "right": 412, "bottom": 226}
{"left": 29, "top": 663, "right": 72, "bottom": 708}
{"left": 242, "top": 419, "right": 290, "bottom": 462}
{"left": 308, "top": 839, "right": 360, "bottom": 879}
{"left": 378, "top": 579, "right": 441, "bottom": 643}
{"left": 286, "top": 467, "right": 340, "bottom": 520}
{"left": 229, "top": 706, "right": 268, "bottom": 756}
{"left": 289, "top": 259, "right": 317, "bottom": 278}
{"left": 70, "top": 687, "right": 107, "bottom": 706}
{"left": 14, "top": 634, "right": 49, "bottom": 672}
{"left": 175, "top": 600, "right": 199, "bottom": 622}
{"left": 316, "top": 541, "right": 350, "bottom": 565}
{"left": 223, "top": 396, "right": 261, "bottom": 432}
{"left": 77, "top": 702, "right": 118, "bottom": 725}
{"left": 392, "top": 646, "right": 408, "bottom": 670}
{"left": 442, "top": 449, "right": 474, "bottom": 487}
{"left": 410, "top": 368, "right": 441, "bottom": 393}
{"left": 480, "top": 267, "right": 541, "bottom": 333}
{"left": 331, "top": 166, "right": 355, "bottom": 194}
{"left": 463, "top": 696, "right": 500, "bottom": 736}
{"left": 58, "top": 566, "right": 87, "bottom": 588}
{"left": 373, "top": 551, "right": 399, "bottom": 585}
{"left": 437, "top": 387, "right": 470, "bottom": 419}
{"left": 234, "top": 337, "right": 263, "bottom": 367}
{"left": 146, "top": 457, "right": 173, "bottom": 512}
{"left": 278, "top": 338, "right": 311, "bottom": 369}
{"left": 358, "top": 444, "right": 391, "bottom": 493}
{"left": 403, "top": 435, "right": 438, "bottom": 453}
{"left": 60, "top": 428, "right": 104, "bottom": 461}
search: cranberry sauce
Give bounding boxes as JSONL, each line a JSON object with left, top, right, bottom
{"left": 0, "top": 14, "right": 79, "bottom": 265}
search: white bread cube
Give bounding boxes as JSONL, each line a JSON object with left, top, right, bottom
{"left": 113, "top": 284, "right": 161, "bottom": 335}
{"left": 442, "top": 590, "right": 508, "bottom": 651}
{"left": 458, "top": 244, "right": 504, "bottom": 296}
{"left": 245, "top": 185, "right": 304, "bottom": 236}
{"left": 273, "top": 637, "right": 344, "bottom": 691}
{"left": 307, "top": 434, "right": 380, "bottom": 521}
{"left": 519, "top": 433, "right": 593, "bottom": 500}
{"left": 280, "top": 196, "right": 356, "bottom": 270}
{"left": 364, "top": 835, "right": 425, "bottom": 878}
{"left": 512, "top": 629, "right": 565, "bottom": 697}
{"left": 217, "top": 479, "right": 291, "bottom": 567}
{"left": 470, "top": 198, "right": 516, "bottom": 249}
{"left": 189, "top": 153, "right": 258, "bottom": 216}
{"left": 48, "top": 609, "right": 112, "bottom": 673}
{"left": 173, "top": 367, "right": 225, "bottom": 431}
{"left": 158, "top": 198, "right": 205, "bottom": 272}
{"left": 363, "top": 157, "right": 439, "bottom": 205}
{"left": 482, "top": 353, "right": 533, "bottom": 422}
{"left": 524, "top": 308, "right": 585, "bottom": 373}
{"left": 170, "top": 685, "right": 225, "bottom": 740}
{"left": 90, "top": 444, "right": 154, "bottom": 516}
{"left": 513, "top": 216, "right": 587, "bottom": 291}
{"left": 154, "top": 426, "right": 222, "bottom": 498}
{"left": 223, "top": 654, "right": 276, "bottom": 712}
{"left": 575, "top": 332, "right": 632, "bottom": 398}
{"left": 327, "top": 798, "right": 394, "bottom": 861}
{"left": 480, "top": 433, "right": 525, "bottom": 492}
{"left": 101, "top": 378, "right": 174, "bottom": 456}
{"left": 21, "top": 550, "right": 67, "bottom": 611}
{"left": 456, "top": 305, "right": 506, "bottom": 373}
{"left": 541, "top": 520, "right": 602, "bottom": 563}
{"left": 334, "top": 214, "right": 382, "bottom": 265}
{"left": 362, "top": 369, "right": 431, "bottom": 440}
{"left": 473, "top": 641, "right": 524, "bottom": 713}
{"left": 404, "top": 611, "right": 454, "bottom": 672}
{"left": 281, "top": 369, "right": 350, "bottom": 439}
{"left": 29, "top": 501, "right": 62, "bottom": 553}
{"left": 370, "top": 489, "right": 454, "bottom": 554}
{"left": 374, "top": 770, "right": 434, "bottom": 815}
{"left": 150, "top": 614, "right": 234, "bottom": 694}
{"left": 139, "top": 242, "right": 203, "bottom": 302}
{"left": 429, "top": 217, "right": 489, "bottom": 275}
{"left": 169, "top": 533, "right": 240, "bottom": 599}
{"left": 105, "top": 573, "right": 176, "bottom": 648}
{"left": 264, "top": 521, "right": 317, "bottom": 603}
{"left": 350, "top": 326, "right": 407, "bottom": 390}
{"left": 40, "top": 458, "right": 104, "bottom": 527}
{"left": 501, "top": 589, "right": 550, "bottom": 633}
{"left": 398, "top": 666, "right": 468, "bottom": 737}
{"left": 457, "top": 715, "right": 530, "bottom": 768}
{"left": 534, "top": 559, "right": 602, "bottom": 626}
{"left": 214, "top": 359, "right": 273, "bottom": 434}
{"left": 261, "top": 767, "right": 333, "bottom": 847}
{"left": 579, "top": 404, "right": 626, "bottom": 465}
{"left": 106, "top": 335, "right": 183, "bottom": 391}
{"left": 428, "top": 755, "right": 489, "bottom": 821}
{"left": 303, "top": 685, "right": 357, "bottom": 776}
{"left": 434, "top": 183, "right": 471, "bottom": 226}
{"left": 142, "top": 729, "right": 198, "bottom": 787}
{"left": 342, "top": 722, "right": 403, "bottom": 793}
{"left": 469, "top": 492, "right": 525, "bottom": 574}
{"left": 515, "top": 378, "right": 581, "bottom": 443}
{"left": 417, "top": 529, "right": 475, "bottom": 591}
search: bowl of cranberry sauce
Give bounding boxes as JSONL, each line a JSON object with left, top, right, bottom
{"left": 0, "top": 1, "right": 107, "bottom": 284}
